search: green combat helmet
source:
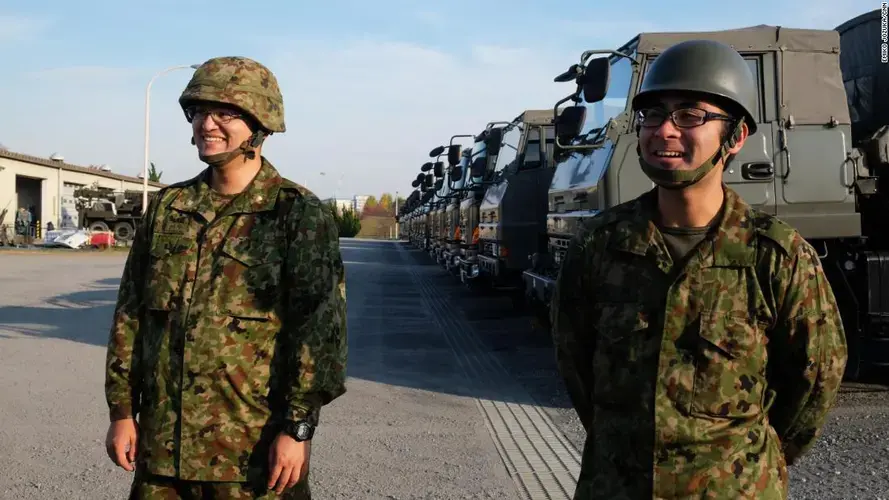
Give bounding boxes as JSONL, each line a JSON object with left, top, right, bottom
{"left": 179, "top": 56, "right": 286, "bottom": 167}
{"left": 631, "top": 39, "right": 758, "bottom": 189}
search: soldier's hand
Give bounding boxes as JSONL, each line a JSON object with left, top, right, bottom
{"left": 267, "top": 433, "right": 311, "bottom": 494}
{"left": 105, "top": 418, "right": 139, "bottom": 472}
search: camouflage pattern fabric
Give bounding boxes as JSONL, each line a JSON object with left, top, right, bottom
{"left": 550, "top": 185, "right": 847, "bottom": 499}
{"left": 129, "top": 470, "right": 309, "bottom": 499}
{"left": 180, "top": 56, "right": 286, "bottom": 133}
{"left": 105, "top": 158, "right": 348, "bottom": 485}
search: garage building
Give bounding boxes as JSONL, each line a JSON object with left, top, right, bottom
{"left": 0, "top": 149, "right": 166, "bottom": 241}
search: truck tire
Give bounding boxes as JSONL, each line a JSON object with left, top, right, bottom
{"left": 89, "top": 221, "right": 110, "bottom": 232}
{"left": 114, "top": 221, "right": 135, "bottom": 241}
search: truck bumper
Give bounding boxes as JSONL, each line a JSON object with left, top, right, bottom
{"left": 522, "top": 270, "right": 554, "bottom": 303}
{"left": 442, "top": 249, "right": 458, "bottom": 271}
{"left": 456, "top": 256, "right": 480, "bottom": 282}
{"left": 478, "top": 255, "right": 500, "bottom": 276}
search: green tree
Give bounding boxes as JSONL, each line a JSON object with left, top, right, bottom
{"left": 328, "top": 201, "right": 361, "bottom": 237}
{"left": 148, "top": 162, "right": 163, "bottom": 182}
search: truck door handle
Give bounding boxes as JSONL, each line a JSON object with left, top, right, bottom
{"left": 741, "top": 162, "right": 775, "bottom": 180}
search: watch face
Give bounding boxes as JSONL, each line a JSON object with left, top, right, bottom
{"left": 296, "top": 423, "right": 311, "bottom": 440}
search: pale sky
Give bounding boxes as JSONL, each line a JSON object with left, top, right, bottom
{"left": 0, "top": 0, "right": 874, "bottom": 199}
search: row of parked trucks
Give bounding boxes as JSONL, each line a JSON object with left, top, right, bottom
{"left": 396, "top": 10, "right": 889, "bottom": 380}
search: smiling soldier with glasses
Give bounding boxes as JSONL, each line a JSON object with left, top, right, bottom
{"left": 550, "top": 39, "right": 847, "bottom": 499}
{"left": 104, "top": 56, "right": 348, "bottom": 500}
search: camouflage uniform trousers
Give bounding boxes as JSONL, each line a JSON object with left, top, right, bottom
{"left": 129, "top": 469, "right": 311, "bottom": 500}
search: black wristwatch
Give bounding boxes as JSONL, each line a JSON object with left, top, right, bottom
{"left": 282, "top": 420, "right": 315, "bottom": 442}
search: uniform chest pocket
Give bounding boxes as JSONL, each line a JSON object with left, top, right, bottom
{"left": 218, "top": 236, "right": 285, "bottom": 318}
{"left": 146, "top": 234, "right": 195, "bottom": 311}
{"left": 690, "top": 308, "right": 769, "bottom": 419}
{"left": 592, "top": 301, "right": 651, "bottom": 407}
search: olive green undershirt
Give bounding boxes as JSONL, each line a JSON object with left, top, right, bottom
{"left": 656, "top": 207, "right": 722, "bottom": 265}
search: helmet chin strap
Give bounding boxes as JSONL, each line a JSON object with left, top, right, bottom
{"left": 637, "top": 120, "right": 744, "bottom": 190}
{"left": 194, "top": 131, "right": 267, "bottom": 169}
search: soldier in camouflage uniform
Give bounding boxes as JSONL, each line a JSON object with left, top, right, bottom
{"left": 550, "top": 40, "right": 847, "bottom": 499}
{"left": 104, "top": 56, "right": 348, "bottom": 499}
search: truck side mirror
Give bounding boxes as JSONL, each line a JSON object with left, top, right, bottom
{"left": 485, "top": 128, "right": 503, "bottom": 156}
{"left": 447, "top": 145, "right": 461, "bottom": 166}
{"left": 449, "top": 165, "right": 463, "bottom": 180}
{"left": 429, "top": 146, "right": 445, "bottom": 157}
{"left": 411, "top": 179, "right": 420, "bottom": 188}
{"left": 556, "top": 106, "right": 587, "bottom": 142}
{"left": 434, "top": 179, "right": 443, "bottom": 190}
{"left": 470, "top": 156, "right": 486, "bottom": 178}
{"left": 421, "top": 162, "right": 433, "bottom": 172}
{"left": 433, "top": 162, "right": 444, "bottom": 178}
{"left": 580, "top": 57, "right": 610, "bottom": 103}
{"left": 425, "top": 173, "right": 433, "bottom": 188}
{"left": 415, "top": 173, "right": 425, "bottom": 183}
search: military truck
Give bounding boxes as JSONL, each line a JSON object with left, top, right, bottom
{"left": 425, "top": 137, "right": 476, "bottom": 273}
{"left": 423, "top": 150, "right": 459, "bottom": 265}
{"left": 73, "top": 185, "right": 155, "bottom": 241}
{"left": 475, "top": 110, "right": 560, "bottom": 293}
{"left": 454, "top": 124, "right": 509, "bottom": 285}
{"left": 398, "top": 190, "right": 420, "bottom": 241}
{"left": 407, "top": 170, "right": 435, "bottom": 250}
{"left": 522, "top": 13, "right": 889, "bottom": 379}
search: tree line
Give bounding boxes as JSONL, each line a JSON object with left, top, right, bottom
{"left": 359, "top": 193, "right": 407, "bottom": 217}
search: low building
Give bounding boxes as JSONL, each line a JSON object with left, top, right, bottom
{"left": 353, "top": 195, "right": 369, "bottom": 214}
{"left": 0, "top": 149, "right": 165, "bottom": 238}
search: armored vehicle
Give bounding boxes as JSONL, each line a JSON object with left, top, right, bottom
{"left": 522, "top": 14, "right": 889, "bottom": 378}
{"left": 475, "top": 110, "right": 560, "bottom": 292}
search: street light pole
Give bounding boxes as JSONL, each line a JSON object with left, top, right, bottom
{"left": 395, "top": 190, "right": 399, "bottom": 240}
{"left": 142, "top": 64, "right": 201, "bottom": 214}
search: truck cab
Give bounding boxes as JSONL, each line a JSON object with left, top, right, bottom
{"left": 439, "top": 147, "right": 474, "bottom": 273}
{"left": 476, "top": 110, "right": 559, "bottom": 291}
{"left": 454, "top": 126, "right": 504, "bottom": 284}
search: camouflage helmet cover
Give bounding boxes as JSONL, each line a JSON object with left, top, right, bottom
{"left": 631, "top": 39, "right": 758, "bottom": 135}
{"left": 179, "top": 56, "right": 286, "bottom": 133}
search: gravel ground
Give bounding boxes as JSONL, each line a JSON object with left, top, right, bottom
{"left": 407, "top": 244, "right": 889, "bottom": 499}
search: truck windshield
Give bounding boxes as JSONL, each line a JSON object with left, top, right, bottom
{"left": 577, "top": 54, "right": 633, "bottom": 138}
{"left": 521, "top": 127, "right": 555, "bottom": 170}
{"left": 453, "top": 154, "right": 471, "bottom": 190}
{"left": 493, "top": 125, "right": 521, "bottom": 173}
{"left": 469, "top": 139, "right": 487, "bottom": 185}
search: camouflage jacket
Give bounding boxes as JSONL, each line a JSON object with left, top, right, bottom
{"left": 104, "top": 159, "right": 348, "bottom": 482}
{"left": 550, "top": 186, "right": 847, "bottom": 499}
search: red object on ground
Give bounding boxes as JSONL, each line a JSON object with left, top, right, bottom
{"left": 90, "top": 232, "right": 116, "bottom": 248}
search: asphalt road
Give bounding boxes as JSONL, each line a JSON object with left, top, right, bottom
{"left": 0, "top": 241, "right": 556, "bottom": 500}
{"left": 1, "top": 240, "right": 889, "bottom": 499}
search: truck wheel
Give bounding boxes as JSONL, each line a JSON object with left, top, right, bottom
{"left": 114, "top": 222, "right": 135, "bottom": 241}
{"left": 89, "top": 221, "right": 110, "bottom": 232}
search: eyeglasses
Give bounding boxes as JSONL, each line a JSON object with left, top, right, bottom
{"left": 185, "top": 105, "right": 243, "bottom": 125}
{"left": 636, "top": 107, "right": 734, "bottom": 128}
